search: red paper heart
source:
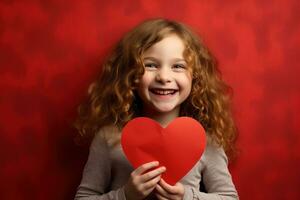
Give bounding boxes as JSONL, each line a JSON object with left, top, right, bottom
{"left": 121, "top": 117, "right": 206, "bottom": 185}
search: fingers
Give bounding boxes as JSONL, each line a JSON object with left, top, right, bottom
{"left": 156, "top": 183, "right": 177, "bottom": 199}
{"left": 132, "top": 161, "right": 166, "bottom": 183}
{"left": 142, "top": 174, "right": 161, "bottom": 190}
{"left": 155, "top": 179, "right": 185, "bottom": 200}
{"left": 155, "top": 192, "right": 169, "bottom": 200}
{"left": 140, "top": 166, "right": 166, "bottom": 182}
{"left": 125, "top": 162, "right": 168, "bottom": 199}
{"left": 129, "top": 161, "right": 166, "bottom": 191}
{"left": 159, "top": 179, "right": 178, "bottom": 194}
{"left": 132, "top": 161, "right": 159, "bottom": 176}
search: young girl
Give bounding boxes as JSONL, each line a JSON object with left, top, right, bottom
{"left": 74, "top": 18, "right": 238, "bottom": 200}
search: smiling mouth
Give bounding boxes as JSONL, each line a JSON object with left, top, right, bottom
{"left": 149, "top": 88, "right": 178, "bottom": 95}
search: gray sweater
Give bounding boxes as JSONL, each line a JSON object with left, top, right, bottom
{"left": 75, "top": 127, "right": 239, "bottom": 200}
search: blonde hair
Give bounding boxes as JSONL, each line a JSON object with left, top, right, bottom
{"left": 73, "top": 18, "right": 238, "bottom": 159}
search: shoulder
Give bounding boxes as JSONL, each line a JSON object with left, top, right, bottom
{"left": 92, "top": 125, "right": 121, "bottom": 148}
{"left": 201, "top": 134, "right": 228, "bottom": 167}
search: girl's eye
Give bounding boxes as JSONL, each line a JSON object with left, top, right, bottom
{"left": 173, "top": 64, "right": 186, "bottom": 71}
{"left": 145, "top": 63, "right": 157, "bottom": 68}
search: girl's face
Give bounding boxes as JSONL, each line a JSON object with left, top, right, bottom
{"left": 137, "top": 34, "right": 192, "bottom": 115}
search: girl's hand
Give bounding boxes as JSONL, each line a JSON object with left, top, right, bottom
{"left": 155, "top": 178, "right": 185, "bottom": 200}
{"left": 124, "top": 161, "right": 166, "bottom": 200}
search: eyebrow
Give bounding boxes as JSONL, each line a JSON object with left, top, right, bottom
{"left": 143, "top": 56, "right": 187, "bottom": 62}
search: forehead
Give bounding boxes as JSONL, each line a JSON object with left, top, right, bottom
{"left": 142, "top": 34, "right": 186, "bottom": 59}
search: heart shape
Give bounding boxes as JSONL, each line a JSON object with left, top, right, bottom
{"left": 121, "top": 117, "right": 206, "bottom": 185}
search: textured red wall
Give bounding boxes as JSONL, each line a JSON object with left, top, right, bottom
{"left": 1, "top": 0, "right": 300, "bottom": 199}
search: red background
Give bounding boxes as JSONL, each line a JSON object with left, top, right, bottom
{"left": 1, "top": 0, "right": 300, "bottom": 199}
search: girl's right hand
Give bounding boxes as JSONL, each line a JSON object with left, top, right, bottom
{"left": 124, "top": 161, "right": 166, "bottom": 200}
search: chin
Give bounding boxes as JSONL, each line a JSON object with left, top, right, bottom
{"left": 153, "top": 105, "right": 178, "bottom": 113}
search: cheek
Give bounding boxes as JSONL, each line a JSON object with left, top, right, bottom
{"left": 139, "top": 73, "right": 152, "bottom": 88}
{"left": 185, "top": 80, "right": 192, "bottom": 96}
{"left": 186, "top": 74, "right": 193, "bottom": 91}
{"left": 137, "top": 73, "right": 153, "bottom": 100}
{"left": 179, "top": 74, "right": 192, "bottom": 91}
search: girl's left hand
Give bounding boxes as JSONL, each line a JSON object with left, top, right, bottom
{"left": 155, "top": 178, "right": 185, "bottom": 200}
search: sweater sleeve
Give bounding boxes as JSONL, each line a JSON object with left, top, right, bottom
{"left": 74, "top": 132, "right": 127, "bottom": 200}
{"left": 183, "top": 144, "right": 239, "bottom": 200}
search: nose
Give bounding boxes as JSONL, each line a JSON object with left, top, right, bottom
{"left": 155, "top": 67, "right": 171, "bottom": 83}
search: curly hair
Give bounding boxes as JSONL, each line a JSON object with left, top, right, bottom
{"left": 73, "top": 18, "right": 238, "bottom": 159}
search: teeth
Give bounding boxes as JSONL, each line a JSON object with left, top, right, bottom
{"left": 151, "top": 89, "right": 176, "bottom": 95}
